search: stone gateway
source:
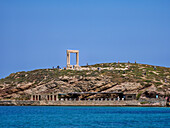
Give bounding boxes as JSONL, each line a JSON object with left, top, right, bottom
{"left": 66, "top": 50, "right": 79, "bottom": 69}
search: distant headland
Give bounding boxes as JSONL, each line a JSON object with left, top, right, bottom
{"left": 0, "top": 50, "right": 169, "bottom": 106}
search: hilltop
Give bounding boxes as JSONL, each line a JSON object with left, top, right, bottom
{"left": 0, "top": 63, "right": 169, "bottom": 100}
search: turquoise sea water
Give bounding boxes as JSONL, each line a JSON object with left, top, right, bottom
{"left": 0, "top": 106, "right": 170, "bottom": 128}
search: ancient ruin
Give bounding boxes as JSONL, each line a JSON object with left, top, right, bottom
{"left": 66, "top": 50, "right": 79, "bottom": 69}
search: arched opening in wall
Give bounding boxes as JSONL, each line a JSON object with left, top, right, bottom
{"left": 54, "top": 95, "right": 56, "bottom": 101}
{"left": 36, "top": 95, "right": 38, "bottom": 100}
{"left": 39, "top": 95, "right": 41, "bottom": 101}
{"left": 33, "top": 95, "right": 35, "bottom": 101}
{"left": 48, "top": 95, "right": 49, "bottom": 101}
{"left": 51, "top": 95, "right": 53, "bottom": 101}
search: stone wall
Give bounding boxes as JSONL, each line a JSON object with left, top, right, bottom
{"left": 39, "top": 100, "right": 139, "bottom": 106}
{"left": 0, "top": 100, "right": 40, "bottom": 106}
{"left": 0, "top": 99, "right": 167, "bottom": 106}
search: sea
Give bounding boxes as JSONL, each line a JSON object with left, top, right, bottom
{"left": 0, "top": 106, "right": 170, "bottom": 128}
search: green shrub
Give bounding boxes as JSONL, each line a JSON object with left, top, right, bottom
{"left": 11, "top": 84, "right": 17, "bottom": 87}
{"left": 157, "top": 87, "right": 163, "bottom": 91}
{"left": 144, "top": 83, "right": 152, "bottom": 87}
{"left": 136, "top": 92, "right": 142, "bottom": 100}
{"left": 140, "top": 82, "right": 145, "bottom": 86}
{"left": 155, "top": 82, "right": 162, "bottom": 86}
{"left": 144, "top": 79, "right": 152, "bottom": 82}
{"left": 140, "top": 101, "right": 149, "bottom": 104}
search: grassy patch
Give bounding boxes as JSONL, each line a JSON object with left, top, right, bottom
{"left": 144, "top": 79, "right": 152, "bottom": 82}
{"left": 144, "top": 83, "right": 152, "bottom": 87}
{"left": 154, "top": 82, "right": 162, "bottom": 86}
{"left": 136, "top": 91, "right": 142, "bottom": 100}
{"left": 140, "top": 101, "right": 150, "bottom": 104}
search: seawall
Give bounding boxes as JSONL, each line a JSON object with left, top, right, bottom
{"left": 0, "top": 99, "right": 167, "bottom": 107}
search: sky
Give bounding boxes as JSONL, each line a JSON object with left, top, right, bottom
{"left": 0, "top": 0, "right": 170, "bottom": 78}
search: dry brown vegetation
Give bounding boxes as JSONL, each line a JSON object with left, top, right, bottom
{"left": 0, "top": 63, "right": 169, "bottom": 100}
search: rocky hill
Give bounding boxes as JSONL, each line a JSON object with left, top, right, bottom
{"left": 0, "top": 63, "right": 170, "bottom": 100}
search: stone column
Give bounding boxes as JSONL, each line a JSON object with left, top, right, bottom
{"left": 68, "top": 53, "right": 70, "bottom": 65}
{"left": 67, "top": 53, "right": 70, "bottom": 66}
{"left": 76, "top": 52, "right": 79, "bottom": 66}
{"left": 56, "top": 94, "right": 58, "bottom": 101}
{"left": 67, "top": 53, "right": 68, "bottom": 66}
{"left": 31, "top": 95, "right": 33, "bottom": 101}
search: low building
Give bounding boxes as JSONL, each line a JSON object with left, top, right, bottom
{"left": 30, "top": 92, "right": 137, "bottom": 101}
{"left": 31, "top": 93, "right": 59, "bottom": 101}
{"left": 124, "top": 92, "right": 137, "bottom": 100}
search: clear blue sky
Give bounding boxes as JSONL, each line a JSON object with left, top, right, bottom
{"left": 0, "top": 0, "right": 170, "bottom": 78}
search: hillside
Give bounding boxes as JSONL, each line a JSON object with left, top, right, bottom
{"left": 0, "top": 63, "right": 170, "bottom": 100}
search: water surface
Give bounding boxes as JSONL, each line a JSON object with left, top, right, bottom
{"left": 0, "top": 106, "right": 170, "bottom": 128}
